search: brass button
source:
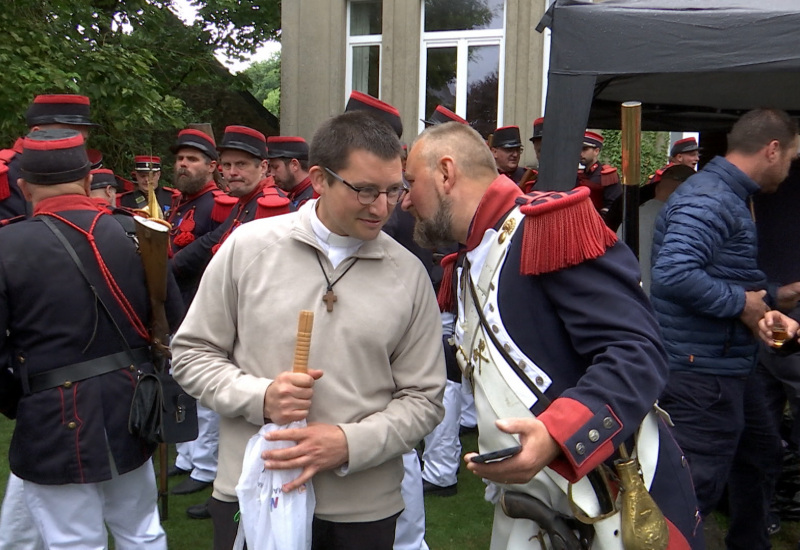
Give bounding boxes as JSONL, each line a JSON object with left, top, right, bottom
{"left": 603, "top": 417, "right": 614, "bottom": 429}
{"left": 67, "top": 422, "right": 77, "bottom": 430}
{"left": 17, "top": 355, "right": 25, "bottom": 364}
{"left": 535, "top": 376, "right": 544, "bottom": 386}
{"left": 681, "top": 456, "right": 688, "bottom": 468}
{"left": 588, "top": 429, "right": 600, "bottom": 442}
{"left": 63, "top": 381, "right": 72, "bottom": 388}
{"left": 519, "top": 360, "right": 526, "bottom": 369}
{"left": 575, "top": 442, "right": 586, "bottom": 455}
{"left": 129, "top": 365, "right": 137, "bottom": 372}
{"left": 503, "top": 343, "right": 511, "bottom": 352}
{"left": 489, "top": 304, "right": 495, "bottom": 312}
{"left": 492, "top": 325, "right": 499, "bottom": 333}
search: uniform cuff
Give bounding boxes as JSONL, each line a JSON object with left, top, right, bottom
{"left": 538, "top": 397, "right": 622, "bottom": 481}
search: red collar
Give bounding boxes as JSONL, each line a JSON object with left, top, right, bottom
{"left": 288, "top": 176, "right": 313, "bottom": 201}
{"left": 33, "top": 194, "right": 104, "bottom": 216}
{"left": 12, "top": 138, "right": 24, "bottom": 154}
{"left": 465, "top": 175, "right": 524, "bottom": 251}
{"left": 582, "top": 162, "right": 599, "bottom": 174}
{"left": 238, "top": 180, "right": 266, "bottom": 205}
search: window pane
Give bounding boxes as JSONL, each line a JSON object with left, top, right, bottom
{"left": 425, "top": 47, "right": 457, "bottom": 123}
{"left": 352, "top": 45, "right": 380, "bottom": 97}
{"left": 350, "top": 1, "right": 382, "bottom": 36}
{"left": 424, "top": 0, "right": 504, "bottom": 32}
{"left": 466, "top": 45, "right": 499, "bottom": 138}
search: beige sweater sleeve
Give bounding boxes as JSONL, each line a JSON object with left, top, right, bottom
{"left": 171, "top": 235, "right": 272, "bottom": 427}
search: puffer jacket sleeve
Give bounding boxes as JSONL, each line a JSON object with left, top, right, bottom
{"left": 651, "top": 196, "right": 746, "bottom": 319}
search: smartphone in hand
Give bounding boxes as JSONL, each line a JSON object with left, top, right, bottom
{"left": 470, "top": 445, "right": 523, "bottom": 464}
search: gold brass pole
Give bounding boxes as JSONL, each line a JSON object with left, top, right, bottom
{"left": 620, "top": 101, "right": 642, "bottom": 259}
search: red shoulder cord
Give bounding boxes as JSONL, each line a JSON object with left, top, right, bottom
{"left": 40, "top": 211, "right": 149, "bottom": 341}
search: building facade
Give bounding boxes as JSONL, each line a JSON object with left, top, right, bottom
{"left": 281, "top": 0, "right": 549, "bottom": 167}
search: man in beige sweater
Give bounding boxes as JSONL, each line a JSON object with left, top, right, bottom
{"left": 172, "top": 110, "right": 446, "bottom": 550}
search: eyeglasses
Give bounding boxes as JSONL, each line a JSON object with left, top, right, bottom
{"left": 323, "top": 167, "right": 407, "bottom": 206}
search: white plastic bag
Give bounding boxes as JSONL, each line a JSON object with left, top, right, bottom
{"left": 234, "top": 422, "right": 315, "bottom": 550}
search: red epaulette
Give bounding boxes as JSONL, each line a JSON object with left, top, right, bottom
{"left": 436, "top": 252, "right": 459, "bottom": 313}
{"left": 115, "top": 190, "right": 131, "bottom": 207}
{"left": 255, "top": 189, "right": 291, "bottom": 219}
{"left": 518, "top": 187, "right": 617, "bottom": 275}
{"left": 0, "top": 163, "right": 9, "bottom": 202}
{"left": 212, "top": 191, "right": 238, "bottom": 223}
{"left": 117, "top": 176, "right": 135, "bottom": 194}
{"left": 599, "top": 165, "right": 619, "bottom": 187}
{"left": 647, "top": 163, "right": 673, "bottom": 186}
{"left": 0, "top": 148, "right": 18, "bottom": 202}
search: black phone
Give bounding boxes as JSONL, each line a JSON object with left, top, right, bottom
{"left": 470, "top": 445, "right": 523, "bottom": 464}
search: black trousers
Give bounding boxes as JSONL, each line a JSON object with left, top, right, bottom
{"left": 311, "top": 512, "right": 400, "bottom": 550}
{"left": 209, "top": 496, "right": 400, "bottom": 550}
{"left": 208, "top": 497, "right": 240, "bottom": 550}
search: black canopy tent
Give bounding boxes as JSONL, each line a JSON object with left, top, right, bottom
{"left": 536, "top": 0, "right": 800, "bottom": 191}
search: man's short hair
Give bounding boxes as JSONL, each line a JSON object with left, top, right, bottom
{"left": 414, "top": 121, "right": 497, "bottom": 178}
{"left": 310, "top": 111, "right": 401, "bottom": 173}
{"left": 658, "top": 164, "right": 695, "bottom": 186}
{"left": 727, "top": 109, "right": 798, "bottom": 155}
{"left": 276, "top": 157, "right": 310, "bottom": 172}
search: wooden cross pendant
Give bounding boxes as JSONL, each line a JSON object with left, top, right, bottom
{"left": 322, "top": 288, "right": 337, "bottom": 312}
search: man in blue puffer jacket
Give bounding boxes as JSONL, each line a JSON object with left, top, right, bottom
{"left": 652, "top": 108, "right": 800, "bottom": 550}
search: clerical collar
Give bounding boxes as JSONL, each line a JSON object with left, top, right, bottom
{"left": 309, "top": 200, "right": 363, "bottom": 268}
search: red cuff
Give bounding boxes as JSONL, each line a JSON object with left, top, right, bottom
{"left": 539, "top": 397, "right": 622, "bottom": 481}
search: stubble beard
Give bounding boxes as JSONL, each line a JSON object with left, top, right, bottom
{"left": 276, "top": 172, "right": 297, "bottom": 193}
{"left": 413, "top": 193, "right": 455, "bottom": 249}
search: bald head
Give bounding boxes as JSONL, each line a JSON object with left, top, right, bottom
{"left": 412, "top": 122, "right": 498, "bottom": 182}
{"left": 403, "top": 122, "right": 501, "bottom": 246}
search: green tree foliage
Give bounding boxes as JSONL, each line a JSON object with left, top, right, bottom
{"left": 242, "top": 52, "right": 281, "bottom": 117}
{"left": 597, "top": 130, "right": 670, "bottom": 185}
{"left": 0, "top": 0, "right": 280, "bottom": 173}
{"left": 193, "top": 0, "right": 281, "bottom": 61}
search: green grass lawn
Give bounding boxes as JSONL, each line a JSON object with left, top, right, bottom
{"left": 0, "top": 417, "right": 798, "bottom": 549}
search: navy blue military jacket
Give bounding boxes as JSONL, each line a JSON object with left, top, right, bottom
{"left": 171, "top": 182, "right": 291, "bottom": 283}
{"left": 496, "top": 236, "right": 700, "bottom": 545}
{"left": 576, "top": 162, "right": 622, "bottom": 216}
{"left": 0, "top": 195, "right": 182, "bottom": 485}
{"left": 168, "top": 181, "right": 221, "bottom": 306}
{"left": 456, "top": 178, "right": 701, "bottom": 547}
{"left": 286, "top": 176, "right": 316, "bottom": 209}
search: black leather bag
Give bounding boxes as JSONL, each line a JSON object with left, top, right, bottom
{"left": 129, "top": 371, "right": 198, "bottom": 445}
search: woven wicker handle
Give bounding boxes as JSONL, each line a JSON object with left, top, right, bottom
{"left": 292, "top": 310, "right": 314, "bottom": 373}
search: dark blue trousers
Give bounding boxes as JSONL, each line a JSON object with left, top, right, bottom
{"left": 660, "top": 368, "right": 779, "bottom": 550}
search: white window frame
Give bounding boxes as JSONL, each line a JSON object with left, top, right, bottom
{"left": 417, "top": 3, "right": 507, "bottom": 133}
{"left": 346, "top": 1, "right": 383, "bottom": 101}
